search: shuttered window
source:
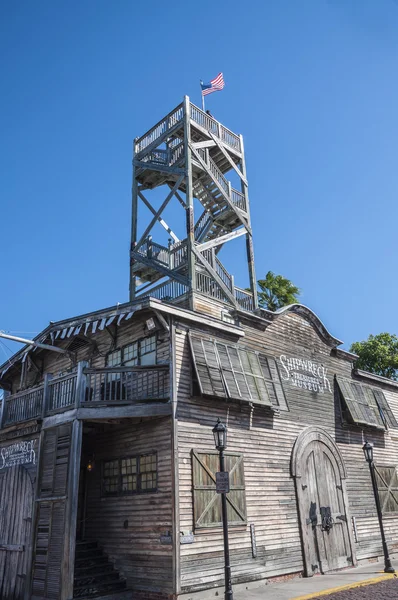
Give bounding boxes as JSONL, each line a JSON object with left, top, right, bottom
{"left": 336, "top": 378, "right": 398, "bottom": 429}
{"left": 31, "top": 423, "right": 73, "bottom": 600}
{"left": 189, "top": 334, "right": 286, "bottom": 407}
{"left": 375, "top": 465, "right": 398, "bottom": 514}
{"left": 192, "top": 450, "right": 246, "bottom": 528}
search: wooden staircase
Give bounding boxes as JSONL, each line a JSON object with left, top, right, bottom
{"left": 74, "top": 540, "right": 128, "bottom": 599}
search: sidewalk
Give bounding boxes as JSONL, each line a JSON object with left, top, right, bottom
{"left": 234, "top": 558, "right": 398, "bottom": 600}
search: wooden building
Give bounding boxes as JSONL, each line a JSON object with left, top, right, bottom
{"left": 1, "top": 98, "right": 398, "bottom": 600}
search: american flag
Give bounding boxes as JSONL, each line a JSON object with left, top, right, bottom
{"left": 200, "top": 73, "right": 225, "bottom": 96}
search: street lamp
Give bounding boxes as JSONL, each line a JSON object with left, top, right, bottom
{"left": 212, "top": 418, "right": 233, "bottom": 600}
{"left": 362, "top": 441, "right": 395, "bottom": 573}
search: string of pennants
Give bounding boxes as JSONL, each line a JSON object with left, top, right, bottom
{"left": 0, "top": 304, "right": 143, "bottom": 378}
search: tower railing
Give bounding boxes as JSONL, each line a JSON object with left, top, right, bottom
{"left": 135, "top": 101, "right": 242, "bottom": 158}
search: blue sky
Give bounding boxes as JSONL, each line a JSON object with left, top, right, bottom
{"left": 1, "top": 0, "right": 398, "bottom": 359}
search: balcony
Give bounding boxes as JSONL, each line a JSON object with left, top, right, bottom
{"left": 0, "top": 364, "right": 170, "bottom": 430}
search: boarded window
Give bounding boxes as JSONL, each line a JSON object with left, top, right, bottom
{"left": 336, "top": 377, "right": 398, "bottom": 429}
{"left": 102, "top": 452, "right": 157, "bottom": 496}
{"left": 192, "top": 450, "right": 246, "bottom": 528}
{"left": 375, "top": 465, "right": 398, "bottom": 514}
{"left": 189, "top": 334, "right": 286, "bottom": 407}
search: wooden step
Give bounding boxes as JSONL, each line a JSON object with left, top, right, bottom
{"left": 74, "top": 579, "right": 127, "bottom": 598}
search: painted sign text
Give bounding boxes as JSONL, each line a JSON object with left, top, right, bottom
{"left": 279, "top": 355, "right": 332, "bottom": 394}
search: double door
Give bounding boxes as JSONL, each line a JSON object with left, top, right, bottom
{"left": 293, "top": 428, "right": 356, "bottom": 576}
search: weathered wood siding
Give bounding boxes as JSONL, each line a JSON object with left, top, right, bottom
{"left": 9, "top": 312, "right": 170, "bottom": 394}
{"left": 84, "top": 417, "right": 173, "bottom": 594}
{"left": 0, "top": 430, "right": 38, "bottom": 600}
{"left": 174, "top": 310, "right": 398, "bottom": 592}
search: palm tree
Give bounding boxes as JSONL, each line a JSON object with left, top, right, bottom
{"left": 257, "top": 271, "right": 300, "bottom": 311}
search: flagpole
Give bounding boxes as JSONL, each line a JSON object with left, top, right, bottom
{"left": 202, "top": 93, "right": 205, "bottom": 112}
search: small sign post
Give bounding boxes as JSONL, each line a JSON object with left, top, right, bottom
{"left": 216, "top": 471, "right": 230, "bottom": 494}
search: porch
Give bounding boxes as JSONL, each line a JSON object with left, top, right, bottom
{"left": 0, "top": 363, "right": 170, "bottom": 431}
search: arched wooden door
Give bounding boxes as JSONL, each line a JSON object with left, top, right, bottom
{"left": 291, "top": 427, "right": 356, "bottom": 576}
{"left": 0, "top": 466, "right": 34, "bottom": 599}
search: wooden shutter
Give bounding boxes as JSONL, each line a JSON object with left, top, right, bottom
{"left": 336, "top": 378, "right": 385, "bottom": 428}
{"left": 216, "top": 343, "right": 250, "bottom": 400}
{"left": 259, "top": 355, "right": 288, "bottom": 410}
{"left": 375, "top": 465, "right": 398, "bottom": 513}
{"left": 192, "top": 450, "right": 246, "bottom": 528}
{"left": 372, "top": 388, "right": 398, "bottom": 429}
{"left": 238, "top": 349, "right": 271, "bottom": 405}
{"left": 189, "top": 334, "right": 226, "bottom": 398}
{"left": 31, "top": 421, "right": 82, "bottom": 600}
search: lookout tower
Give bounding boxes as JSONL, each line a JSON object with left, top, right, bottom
{"left": 130, "top": 96, "right": 257, "bottom": 312}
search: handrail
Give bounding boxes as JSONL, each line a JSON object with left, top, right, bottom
{"left": 196, "top": 271, "right": 229, "bottom": 303}
{"left": 190, "top": 103, "right": 241, "bottom": 153}
{"left": 235, "top": 287, "right": 254, "bottom": 311}
{"left": 48, "top": 372, "right": 77, "bottom": 411}
{"left": 215, "top": 256, "right": 233, "bottom": 291}
{"left": 83, "top": 365, "right": 169, "bottom": 404}
{"left": 137, "top": 279, "right": 188, "bottom": 302}
{"left": 135, "top": 103, "right": 184, "bottom": 155}
{"left": 4, "top": 384, "right": 44, "bottom": 426}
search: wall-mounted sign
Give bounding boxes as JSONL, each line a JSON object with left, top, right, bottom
{"left": 160, "top": 533, "right": 172, "bottom": 545}
{"left": 180, "top": 533, "right": 195, "bottom": 544}
{"left": 0, "top": 440, "right": 36, "bottom": 470}
{"left": 216, "top": 471, "right": 230, "bottom": 494}
{"left": 279, "top": 355, "right": 332, "bottom": 394}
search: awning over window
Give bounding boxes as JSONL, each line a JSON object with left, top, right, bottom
{"left": 189, "top": 333, "right": 286, "bottom": 407}
{"left": 336, "top": 377, "right": 398, "bottom": 429}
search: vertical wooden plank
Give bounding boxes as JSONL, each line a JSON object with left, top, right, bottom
{"left": 75, "top": 361, "right": 88, "bottom": 408}
{"left": 239, "top": 134, "right": 258, "bottom": 309}
{"left": 183, "top": 95, "right": 196, "bottom": 306}
{"left": 25, "top": 427, "right": 45, "bottom": 600}
{"left": 130, "top": 139, "right": 139, "bottom": 301}
{"left": 61, "top": 419, "right": 82, "bottom": 600}
{"left": 42, "top": 374, "right": 53, "bottom": 417}
{"left": 171, "top": 320, "right": 181, "bottom": 595}
{"left": 0, "top": 390, "right": 10, "bottom": 428}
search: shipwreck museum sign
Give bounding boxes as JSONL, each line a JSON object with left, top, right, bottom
{"left": 0, "top": 439, "right": 36, "bottom": 469}
{"left": 279, "top": 355, "right": 332, "bottom": 394}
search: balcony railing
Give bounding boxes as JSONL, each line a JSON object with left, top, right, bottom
{"left": 2, "top": 385, "right": 44, "bottom": 427}
{"left": 83, "top": 365, "right": 169, "bottom": 404}
{"left": 0, "top": 364, "right": 170, "bottom": 430}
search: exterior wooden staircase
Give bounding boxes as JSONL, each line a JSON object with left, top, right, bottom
{"left": 74, "top": 540, "right": 128, "bottom": 599}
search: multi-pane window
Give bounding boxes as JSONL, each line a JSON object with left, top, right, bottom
{"left": 140, "top": 454, "right": 157, "bottom": 490}
{"left": 106, "top": 335, "right": 156, "bottom": 368}
{"left": 102, "top": 453, "right": 157, "bottom": 496}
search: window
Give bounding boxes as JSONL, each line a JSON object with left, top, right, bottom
{"left": 189, "top": 333, "right": 287, "bottom": 408}
{"left": 192, "top": 450, "right": 246, "bottom": 528}
{"left": 375, "top": 465, "right": 398, "bottom": 514}
{"left": 102, "top": 453, "right": 157, "bottom": 496}
{"left": 106, "top": 335, "right": 156, "bottom": 368}
{"left": 336, "top": 377, "right": 398, "bottom": 429}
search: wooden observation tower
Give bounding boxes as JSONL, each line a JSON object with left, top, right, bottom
{"left": 130, "top": 96, "right": 258, "bottom": 312}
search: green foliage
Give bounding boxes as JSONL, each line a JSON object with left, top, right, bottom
{"left": 350, "top": 333, "right": 398, "bottom": 381}
{"left": 257, "top": 271, "right": 300, "bottom": 312}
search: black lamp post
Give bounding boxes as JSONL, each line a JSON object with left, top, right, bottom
{"left": 363, "top": 441, "right": 395, "bottom": 573}
{"left": 213, "top": 418, "right": 234, "bottom": 600}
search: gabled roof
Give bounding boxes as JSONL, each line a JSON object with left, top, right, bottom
{"left": 0, "top": 297, "right": 244, "bottom": 381}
